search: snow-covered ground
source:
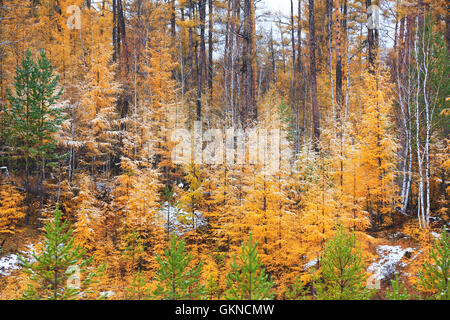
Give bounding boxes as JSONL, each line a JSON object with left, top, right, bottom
{"left": 431, "top": 232, "right": 441, "bottom": 239}
{"left": 303, "top": 258, "right": 318, "bottom": 270}
{"left": 0, "top": 254, "right": 21, "bottom": 277}
{"left": 367, "top": 245, "right": 414, "bottom": 281}
{"left": 100, "top": 291, "right": 115, "bottom": 298}
{"left": 158, "top": 201, "right": 206, "bottom": 235}
{"left": 0, "top": 244, "right": 35, "bottom": 277}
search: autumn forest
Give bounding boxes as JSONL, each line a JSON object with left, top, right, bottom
{"left": 0, "top": 0, "right": 448, "bottom": 301}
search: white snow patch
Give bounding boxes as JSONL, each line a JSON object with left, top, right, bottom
{"left": 431, "top": 232, "right": 441, "bottom": 239}
{"left": 304, "top": 258, "right": 318, "bottom": 270}
{"left": 100, "top": 291, "right": 115, "bottom": 298}
{"left": 0, "top": 254, "right": 22, "bottom": 276}
{"left": 158, "top": 201, "right": 206, "bottom": 235}
{"left": 0, "top": 243, "right": 36, "bottom": 277}
{"left": 367, "top": 245, "right": 414, "bottom": 281}
{"left": 390, "top": 232, "right": 408, "bottom": 240}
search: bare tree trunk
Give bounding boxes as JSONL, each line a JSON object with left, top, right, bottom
{"left": 421, "top": 16, "right": 432, "bottom": 228}
{"left": 308, "top": 0, "right": 320, "bottom": 147}
{"left": 414, "top": 21, "right": 425, "bottom": 228}
{"left": 25, "top": 155, "right": 30, "bottom": 224}
{"left": 231, "top": 0, "right": 240, "bottom": 127}
{"left": 171, "top": 0, "right": 176, "bottom": 41}
{"left": 242, "top": 0, "right": 251, "bottom": 127}
{"left": 297, "top": 0, "right": 307, "bottom": 145}
{"left": 198, "top": 0, "right": 207, "bottom": 120}
{"left": 188, "top": 0, "right": 194, "bottom": 90}
{"left": 344, "top": 1, "right": 350, "bottom": 121}
{"left": 113, "top": 0, "right": 118, "bottom": 62}
{"left": 335, "top": 0, "right": 343, "bottom": 116}
{"left": 250, "top": 0, "right": 257, "bottom": 120}
{"left": 297, "top": 0, "right": 303, "bottom": 77}
{"left": 270, "top": 28, "right": 277, "bottom": 89}
{"left": 366, "top": 0, "right": 378, "bottom": 71}
{"left": 397, "top": 17, "right": 409, "bottom": 215}
{"left": 199, "top": 0, "right": 207, "bottom": 89}
{"left": 290, "top": 0, "right": 296, "bottom": 76}
{"left": 208, "top": 0, "right": 213, "bottom": 106}
{"left": 290, "top": 0, "right": 298, "bottom": 152}
{"left": 117, "top": 0, "right": 128, "bottom": 70}
{"left": 327, "top": 0, "right": 336, "bottom": 136}
{"left": 224, "top": 0, "right": 231, "bottom": 119}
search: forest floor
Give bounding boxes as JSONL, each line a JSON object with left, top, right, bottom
{"left": 1, "top": 211, "right": 445, "bottom": 299}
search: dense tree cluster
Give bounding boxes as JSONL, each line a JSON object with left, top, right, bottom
{"left": 0, "top": 0, "right": 448, "bottom": 300}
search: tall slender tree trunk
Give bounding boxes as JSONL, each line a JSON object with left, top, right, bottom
{"left": 208, "top": 0, "right": 213, "bottom": 106}
{"left": 25, "top": 155, "right": 30, "bottom": 224}
{"left": 242, "top": 0, "right": 251, "bottom": 127}
{"left": 297, "top": 0, "right": 307, "bottom": 144}
{"left": 366, "top": 0, "right": 378, "bottom": 71}
{"left": 198, "top": 0, "right": 207, "bottom": 120}
{"left": 308, "top": 0, "right": 320, "bottom": 147}
{"left": 187, "top": 0, "right": 194, "bottom": 90}
{"left": 414, "top": 22, "right": 425, "bottom": 228}
{"left": 335, "top": 0, "right": 343, "bottom": 114}
{"left": 171, "top": 0, "right": 176, "bottom": 42}
{"left": 250, "top": 0, "right": 257, "bottom": 119}
{"left": 326, "top": 0, "right": 336, "bottom": 135}
{"left": 231, "top": 0, "right": 240, "bottom": 126}
{"left": 290, "top": 0, "right": 298, "bottom": 152}
{"left": 224, "top": 0, "right": 232, "bottom": 121}
{"left": 199, "top": 0, "right": 207, "bottom": 89}
{"left": 270, "top": 28, "right": 277, "bottom": 88}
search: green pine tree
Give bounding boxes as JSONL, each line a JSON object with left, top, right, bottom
{"left": 225, "top": 232, "right": 274, "bottom": 300}
{"left": 127, "top": 270, "right": 151, "bottom": 300}
{"left": 386, "top": 274, "right": 409, "bottom": 300}
{"left": 417, "top": 227, "right": 449, "bottom": 300}
{"left": 314, "top": 225, "right": 372, "bottom": 300}
{"left": 153, "top": 234, "right": 205, "bottom": 300}
{"left": 285, "top": 276, "right": 310, "bottom": 300}
{"left": 19, "top": 206, "right": 102, "bottom": 300}
{"left": 278, "top": 100, "right": 295, "bottom": 143}
{"left": 206, "top": 275, "right": 220, "bottom": 300}
{"left": 1, "top": 49, "right": 65, "bottom": 223}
